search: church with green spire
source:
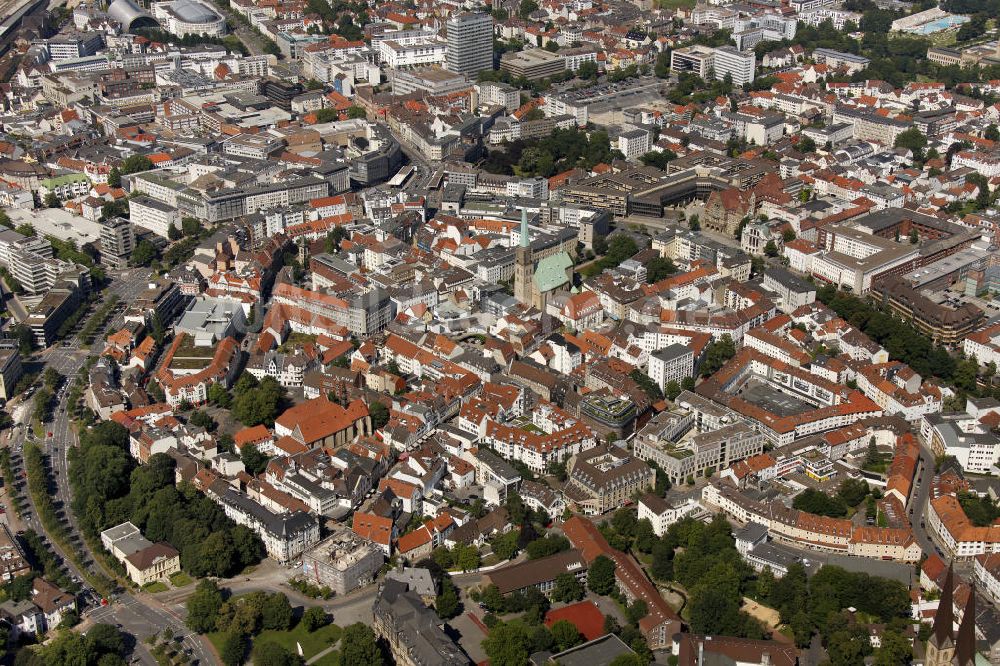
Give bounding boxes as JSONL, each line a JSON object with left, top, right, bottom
{"left": 513, "top": 208, "right": 573, "bottom": 310}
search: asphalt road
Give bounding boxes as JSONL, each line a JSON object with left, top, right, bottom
{"left": 908, "top": 442, "right": 937, "bottom": 556}
{"left": 4, "top": 269, "right": 217, "bottom": 666}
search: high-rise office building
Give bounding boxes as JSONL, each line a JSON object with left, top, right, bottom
{"left": 445, "top": 12, "right": 494, "bottom": 79}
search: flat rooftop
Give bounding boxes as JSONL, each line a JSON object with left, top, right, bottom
{"left": 741, "top": 381, "right": 814, "bottom": 418}
{"left": 6, "top": 207, "right": 102, "bottom": 245}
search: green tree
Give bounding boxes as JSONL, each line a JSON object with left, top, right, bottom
{"left": 252, "top": 641, "right": 302, "bottom": 666}
{"left": 131, "top": 240, "right": 159, "bottom": 267}
{"left": 798, "top": 136, "right": 816, "bottom": 153}
{"left": 550, "top": 619, "right": 582, "bottom": 652}
{"left": 435, "top": 576, "right": 461, "bottom": 619}
{"left": 551, "top": 572, "right": 584, "bottom": 603}
{"left": 186, "top": 580, "right": 224, "bottom": 633}
{"left": 346, "top": 106, "right": 367, "bottom": 119}
{"left": 340, "top": 623, "right": 383, "bottom": 665}
{"left": 630, "top": 369, "right": 663, "bottom": 401}
{"left": 208, "top": 382, "right": 233, "bottom": 408}
{"left": 232, "top": 375, "right": 285, "bottom": 426}
{"left": 987, "top": 123, "right": 1000, "bottom": 142}
{"left": 261, "top": 593, "right": 294, "bottom": 631}
{"left": 792, "top": 488, "right": 848, "bottom": 517}
{"left": 837, "top": 477, "right": 870, "bottom": 507}
{"left": 894, "top": 127, "right": 927, "bottom": 162}
{"left": 455, "top": 543, "right": 481, "bottom": 571}
{"left": 665, "top": 380, "right": 681, "bottom": 401}
{"left": 483, "top": 621, "right": 531, "bottom": 666}
{"left": 526, "top": 534, "right": 570, "bottom": 560}
{"left": 120, "top": 154, "right": 154, "bottom": 175}
{"left": 300, "top": 606, "right": 328, "bottom": 632}
{"left": 241, "top": 443, "right": 269, "bottom": 476}
{"left": 873, "top": 628, "right": 912, "bottom": 666}
{"left": 11, "top": 324, "right": 33, "bottom": 354}
{"left": 625, "top": 599, "right": 648, "bottom": 625}
{"left": 654, "top": 50, "right": 670, "bottom": 78}
{"left": 587, "top": 555, "right": 616, "bottom": 595}
{"left": 43, "top": 367, "right": 61, "bottom": 390}
{"left": 577, "top": 60, "right": 598, "bottom": 79}
{"left": 634, "top": 518, "right": 656, "bottom": 553}
{"left": 480, "top": 584, "right": 505, "bottom": 613}
{"left": 518, "top": 0, "right": 538, "bottom": 18}
{"left": 189, "top": 410, "right": 216, "bottom": 431}
{"left": 644, "top": 256, "right": 677, "bottom": 283}
{"left": 220, "top": 631, "right": 247, "bottom": 666}
{"left": 43, "top": 192, "right": 61, "bottom": 209}
{"left": 369, "top": 401, "right": 390, "bottom": 430}
{"left": 700, "top": 334, "right": 736, "bottom": 377}
{"left": 952, "top": 357, "right": 979, "bottom": 392}
{"left": 639, "top": 150, "right": 678, "bottom": 170}
{"left": 490, "top": 530, "right": 520, "bottom": 561}
{"left": 689, "top": 585, "right": 743, "bottom": 636}
{"left": 763, "top": 240, "right": 779, "bottom": 257}
{"left": 547, "top": 458, "right": 567, "bottom": 482}
{"left": 182, "top": 217, "right": 201, "bottom": 237}
{"left": 107, "top": 166, "right": 122, "bottom": 188}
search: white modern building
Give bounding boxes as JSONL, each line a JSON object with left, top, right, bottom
{"left": 647, "top": 344, "right": 694, "bottom": 392}
{"left": 638, "top": 494, "right": 702, "bottom": 537}
{"left": 129, "top": 195, "right": 181, "bottom": 239}
{"left": 713, "top": 46, "right": 756, "bottom": 86}
{"left": 151, "top": 0, "right": 226, "bottom": 37}
{"left": 445, "top": 12, "right": 493, "bottom": 79}
{"left": 618, "top": 129, "right": 651, "bottom": 160}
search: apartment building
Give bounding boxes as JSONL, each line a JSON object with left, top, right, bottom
{"left": 208, "top": 480, "right": 320, "bottom": 563}
{"left": 563, "top": 444, "right": 654, "bottom": 515}
{"left": 99, "top": 217, "right": 136, "bottom": 269}
{"left": 713, "top": 46, "right": 756, "bottom": 86}
{"left": 445, "top": 12, "right": 493, "bottom": 79}
{"left": 647, "top": 344, "right": 695, "bottom": 392}
{"left": 638, "top": 493, "right": 702, "bottom": 537}
{"left": 0, "top": 348, "right": 23, "bottom": 401}
{"left": 129, "top": 195, "right": 180, "bottom": 239}
{"left": 670, "top": 45, "right": 715, "bottom": 79}
{"left": 373, "top": 579, "right": 468, "bottom": 666}
{"left": 300, "top": 528, "right": 383, "bottom": 595}
{"left": 500, "top": 48, "right": 565, "bottom": 80}
{"left": 100, "top": 522, "right": 181, "bottom": 586}
{"left": 876, "top": 276, "right": 983, "bottom": 347}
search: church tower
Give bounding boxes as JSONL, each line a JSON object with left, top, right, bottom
{"left": 514, "top": 208, "right": 534, "bottom": 306}
{"left": 927, "top": 563, "right": 957, "bottom": 666}
{"left": 954, "top": 584, "right": 977, "bottom": 666}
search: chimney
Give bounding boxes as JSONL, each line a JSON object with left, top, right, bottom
{"left": 697, "top": 640, "right": 704, "bottom": 666}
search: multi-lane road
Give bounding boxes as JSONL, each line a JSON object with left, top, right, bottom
{"left": 3, "top": 269, "right": 217, "bottom": 666}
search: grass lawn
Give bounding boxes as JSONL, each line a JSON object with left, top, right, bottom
{"left": 206, "top": 632, "right": 226, "bottom": 655}
{"left": 169, "top": 571, "right": 194, "bottom": 587}
{"left": 143, "top": 581, "right": 168, "bottom": 593}
{"left": 311, "top": 651, "right": 340, "bottom": 666}
{"left": 255, "top": 623, "right": 342, "bottom": 660}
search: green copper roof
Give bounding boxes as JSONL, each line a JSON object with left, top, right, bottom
{"left": 534, "top": 252, "right": 572, "bottom": 293}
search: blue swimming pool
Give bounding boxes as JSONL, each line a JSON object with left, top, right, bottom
{"left": 910, "top": 14, "right": 970, "bottom": 35}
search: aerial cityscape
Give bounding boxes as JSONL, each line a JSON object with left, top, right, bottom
{"left": 1, "top": 0, "right": 1000, "bottom": 664}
